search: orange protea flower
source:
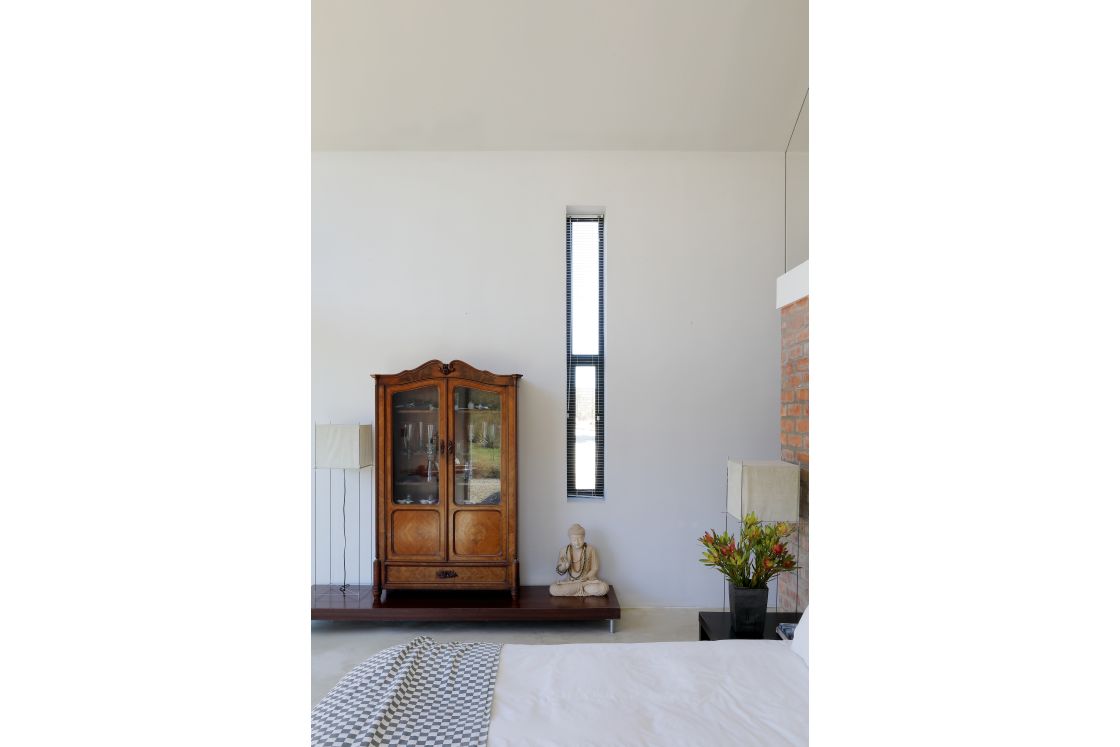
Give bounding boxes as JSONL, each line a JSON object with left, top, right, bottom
{"left": 699, "top": 510, "right": 798, "bottom": 587}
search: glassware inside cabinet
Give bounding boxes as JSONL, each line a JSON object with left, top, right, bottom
{"left": 391, "top": 386, "right": 440, "bottom": 505}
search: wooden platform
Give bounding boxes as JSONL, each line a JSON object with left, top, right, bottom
{"left": 311, "top": 585, "right": 621, "bottom": 628}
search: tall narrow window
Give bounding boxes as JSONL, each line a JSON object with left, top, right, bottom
{"left": 567, "top": 214, "right": 604, "bottom": 498}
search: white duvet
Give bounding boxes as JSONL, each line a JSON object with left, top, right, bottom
{"left": 487, "top": 639, "right": 808, "bottom": 747}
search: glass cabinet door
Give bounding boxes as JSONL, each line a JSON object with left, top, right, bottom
{"left": 452, "top": 387, "right": 501, "bottom": 505}
{"left": 391, "top": 386, "right": 441, "bottom": 505}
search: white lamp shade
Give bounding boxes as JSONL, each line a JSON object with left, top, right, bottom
{"left": 315, "top": 424, "right": 374, "bottom": 469}
{"left": 727, "top": 460, "right": 800, "bottom": 521}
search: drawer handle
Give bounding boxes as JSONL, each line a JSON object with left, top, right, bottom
{"left": 436, "top": 570, "right": 458, "bottom": 579}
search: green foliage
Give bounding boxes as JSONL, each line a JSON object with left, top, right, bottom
{"left": 467, "top": 446, "right": 501, "bottom": 478}
{"left": 698, "top": 513, "right": 798, "bottom": 588}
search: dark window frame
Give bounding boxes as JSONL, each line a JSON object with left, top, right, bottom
{"left": 566, "top": 214, "right": 605, "bottom": 499}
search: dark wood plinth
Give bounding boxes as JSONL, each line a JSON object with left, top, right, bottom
{"left": 312, "top": 585, "right": 621, "bottom": 624}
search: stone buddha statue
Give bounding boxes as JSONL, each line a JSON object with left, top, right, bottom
{"left": 549, "top": 523, "right": 609, "bottom": 597}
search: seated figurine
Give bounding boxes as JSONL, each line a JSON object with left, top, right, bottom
{"left": 549, "top": 523, "right": 609, "bottom": 597}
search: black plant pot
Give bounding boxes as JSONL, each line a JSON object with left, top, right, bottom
{"left": 728, "top": 584, "right": 769, "bottom": 638}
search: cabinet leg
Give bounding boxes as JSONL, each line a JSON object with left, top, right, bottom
{"left": 372, "top": 559, "right": 382, "bottom": 596}
{"left": 511, "top": 559, "right": 520, "bottom": 599}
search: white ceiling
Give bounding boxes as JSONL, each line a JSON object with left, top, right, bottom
{"left": 312, "top": 0, "right": 808, "bottom": 151}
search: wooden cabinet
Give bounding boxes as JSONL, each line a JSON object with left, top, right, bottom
{"left": 372, "top": 360, "right": 521, "bottom": 597}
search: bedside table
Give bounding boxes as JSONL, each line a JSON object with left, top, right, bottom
{"left": 698, "top": 610, "right": 802, "bottom": 641}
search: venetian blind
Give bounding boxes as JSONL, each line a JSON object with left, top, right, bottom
{"left": 566, "top": 214, "right": 605, "bottom": 498}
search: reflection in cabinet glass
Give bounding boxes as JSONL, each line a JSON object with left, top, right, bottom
{"left": 453, "top": 387, "right": 501, "bottom": 506}
{"left": 373, "top": 360, "right": 521, "bottom": 597}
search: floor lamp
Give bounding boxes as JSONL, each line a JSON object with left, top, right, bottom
{"left": 726, "top": 460, "right": 802, "bottom": 611}
{"left": 315, "top": 424, "right": 374, "bottom": 593}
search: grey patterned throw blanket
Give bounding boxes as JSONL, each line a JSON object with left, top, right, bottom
{"left": 312, "top": 636, "right": 503, "bottom": 747}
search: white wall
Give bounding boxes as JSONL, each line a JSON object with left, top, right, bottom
{"left": 785, "top": 93, "right": 809, "bottom": 269}
{"left": 785, "top": 151, "right": 809, "bottom": 269}
{"left": 312, "top": 151, "right": 785, "bottom": 607}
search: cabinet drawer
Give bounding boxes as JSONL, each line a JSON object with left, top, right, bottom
{"left": 385, "top": 564, "right": 507, "bottom": 585}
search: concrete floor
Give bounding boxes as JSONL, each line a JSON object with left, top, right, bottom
{"left": 311, "top": 607, "right": 705, "bottom": 707}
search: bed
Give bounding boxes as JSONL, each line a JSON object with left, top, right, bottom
{"left": 313, "top": 608, "right": 810, "bottom": 746}
{"left": 489, "top": 638, "right": 807, "bottom": 746}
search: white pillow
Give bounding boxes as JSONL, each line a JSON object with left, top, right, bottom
{"left": 790, "top": 605, "right": 810, "bottom": 667}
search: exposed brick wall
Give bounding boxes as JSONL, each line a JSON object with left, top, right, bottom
{"left": 778, "top": 296, "right": 809, "bottom": 611}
